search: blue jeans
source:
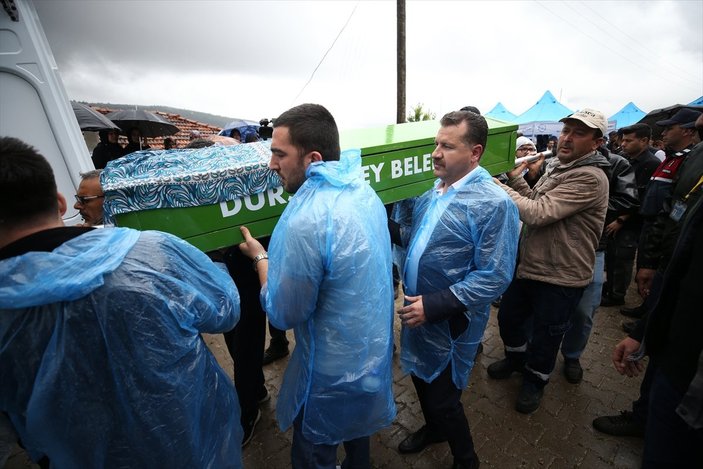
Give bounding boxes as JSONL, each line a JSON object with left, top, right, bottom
{"left": 561, "top": 251, "right": 605, "bottom": 360}
{"left": 642, "top": 370, "right": 703, "bottom": 468}
{"left": 291, "top": 411, "right": 370, "bottom": 469}
{"left": 498, "top": 278, "right": 584, "bottom": 384}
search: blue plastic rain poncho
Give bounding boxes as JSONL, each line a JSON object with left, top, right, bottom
{"left": 400, "top": 166, "right": 520, "bottom": 388}
{"left": 262, "top": 149, "right": 396, "bottom": 444}
{"left": 0, "top": 227, "right": 243, "bottom": 469}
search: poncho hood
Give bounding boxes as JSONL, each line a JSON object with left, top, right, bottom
{"left": 0, "top": 228, "right": 140, "bottom": 309}
{"left": 305, "top": 148, "right": 362, "bottom": 187}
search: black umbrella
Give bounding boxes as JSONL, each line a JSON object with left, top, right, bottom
{"left": 106, "top": 109, "right": 180, "bottom": 137}
{"left": 71, "top": 101, "right": 120, "bottom": 131}
{"left": 637, "top": 104, "right": 703, "bottom": 129}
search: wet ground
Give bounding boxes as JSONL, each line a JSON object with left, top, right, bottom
{"left": 6, "top": 289, "right": 645, "bottom": 469}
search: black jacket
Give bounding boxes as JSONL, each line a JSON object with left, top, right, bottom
{"left": 91, "top": 130, "right": 126, "bottom": 169}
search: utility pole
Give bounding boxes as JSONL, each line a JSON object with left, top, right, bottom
{"left": 396, "top": 0, "right": 406, "bottom": 124}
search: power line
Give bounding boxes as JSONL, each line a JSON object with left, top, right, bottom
{"left": 575, "top": 0, "right": 693, "bottom": 77}
{"left": 292, "top": 2, "right": 359, "bottom": 104}
{"left": 534, "top": 0, "right": 701, "bottom": 92}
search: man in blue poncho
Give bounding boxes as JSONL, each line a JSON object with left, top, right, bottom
{"left": 389, "top": 110, "right": 519, "bottom": 469}
{"left": 0, "top": 137, "right": 243, "bottom": 468}
{"left": 238, "top": 103, "right": 396, "bottom": 469}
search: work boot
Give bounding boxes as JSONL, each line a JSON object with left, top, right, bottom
{"left": 600, "top": 295, "right": 625, "bottom": 307}
{"left": 515, "top": 379, "right": 544, "bottom": 414}
{"left": 592, "top": 411, "right": 645, "bottom": 437}
{"left": 620, "top": 305, "right": 644, "bottom": 318}
{"left": 257, "top": 387, "right": 270, "bottom": 405}
{"left": 241, "top": 409, "right": 262, "bottom": 447}
{"left": 487, "top": 352, "right": 525, "bottom": 379}
{"left": 622, "top": 320, "right": 637, "bottom": 334}
{"left": 262, "top": 343, "right": 289, "bottom": 365}
{"left": 563, "top": 358, "right": 583, "bottom": 384}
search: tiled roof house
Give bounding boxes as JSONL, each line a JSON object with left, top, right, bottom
{"left": 94, "top": 107, "right": 222, "bottom": 150}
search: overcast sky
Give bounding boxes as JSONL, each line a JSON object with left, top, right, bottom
{"left": 34, "top": 0, "right": 703, "bottom": 130}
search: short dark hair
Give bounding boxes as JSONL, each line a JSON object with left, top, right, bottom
{"left": 273, "top": 103, "right": 340, "bottom": 161}
{"left": 459, "top": 105, "right": 481, "bottom": 115}
{"left": 230, "top": 128, "right": 241, "bottom": 139}
{"left": 621, "top": 123, "right": 652, "bottom": 140}
{"left": 440, "top": 110, "right": 489, "bottom": 151}
{"left": 0, "top": 137, "right": 58, "bottom": 227}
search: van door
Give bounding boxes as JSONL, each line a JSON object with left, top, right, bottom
{"left": 1, "top": 0, "right": 94, "bottom": 224}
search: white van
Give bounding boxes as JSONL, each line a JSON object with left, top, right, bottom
{"left": 1, "top": 0, "right": 94, "bottom": 224}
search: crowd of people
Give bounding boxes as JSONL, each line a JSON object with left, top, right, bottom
{"left": 1, "top": 102, "right": 702, "bottom": 468}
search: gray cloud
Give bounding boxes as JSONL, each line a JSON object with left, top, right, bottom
{"left": 33, "top": 0, "right": 702, "bottom": 129}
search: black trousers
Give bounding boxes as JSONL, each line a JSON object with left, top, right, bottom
{"left": 223, "top": 240, "right": 269, "bottom": 423}
{"left": 604, "top": 227, "right": 639, "bottom": 300}
{"left": 412, "top": 365, "right": 474, "bottom": 464}
{"left": 411, "top": 313, "right": 475, "bottom": 464}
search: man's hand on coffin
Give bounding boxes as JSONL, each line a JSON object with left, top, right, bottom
{"left": 238, "top": 226, "right": 265, "bottom": 260}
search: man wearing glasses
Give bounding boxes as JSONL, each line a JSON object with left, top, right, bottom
{"left": 515, "top": 136, "right": 537, "bottom": 156}
{"left": 73, "top": 170, "right": 105, "bottom": 226}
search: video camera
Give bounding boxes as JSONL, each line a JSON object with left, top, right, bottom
{"left": 258, "top": 118, "right": 273, "bottom": 140}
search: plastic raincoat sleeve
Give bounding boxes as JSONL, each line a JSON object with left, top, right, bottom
{"left": 145, "top": 231, "right": 241, "bottom": 333}
{"left": 261, "top": 217, "right": 324, "bottom": 331}
{"left": 425, "top": 195, "right": 519, "bottom": 323}
{"left": 500, "top": 171, "right": 606, "bottom": 228}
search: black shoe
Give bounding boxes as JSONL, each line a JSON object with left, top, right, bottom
{"left": 600, "top": 295, "right": 625, "bottom": 307}
{"left": 563, "top": 358, "right": 583, "bottom": 384}
{"left": 622, "top": 320, "right": 637, "bottom": 334}
{"left": 262, "top": 345, "right": 289, "bottom": 365}
{"left": 241, "top": 409, "right": 262, "bottom": 447}
{"left": 592, "top": 411, "right": 645, "bottom": 437}
{"left": 487, "top": 358, "right": 524, "bottom": 379}
{"left": 620, "top": 305, "right": 644, "bottom": 318}
{"left": 515, "top": 380, "right": 544, "bottom": 414}
{"left": 452, "top": 453, "right": 480, "bottom": 469}
{"left": 397, "top": 425, "right": 447, "bottom": 454}
{"left": 257, "top": 387, "right": 270, "bottom": 405}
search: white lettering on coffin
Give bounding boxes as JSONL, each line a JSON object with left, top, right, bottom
{"left": 361, "top": 162, "right": 385, "bottom": 184}
{"left": 390, "top": 153, "right": 433, "bottom": 179}
{"left": 219, "top": 186, "right": 288, "bottom": 218}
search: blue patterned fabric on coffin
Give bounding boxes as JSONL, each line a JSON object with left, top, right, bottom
{"left": 101, "top": 141, "right": 281, "bottom": 223}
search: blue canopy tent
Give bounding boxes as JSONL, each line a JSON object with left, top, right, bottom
{"left": 515, "top": 90, "right": 572, "bottom": 137}
{"left": 609, "top": 102, "right": 646, "bottom": 129}
{"left": 689, "top": 96, "right": 703, "bottom": 106}
{"left": 485, "top": 102, "right": 517, "bottom": 122}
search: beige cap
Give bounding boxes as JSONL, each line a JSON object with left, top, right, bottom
{"left": 560, "top": 108, "right": 607, "bottom": 136}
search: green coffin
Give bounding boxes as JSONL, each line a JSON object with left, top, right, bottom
{"left": 115, "top": 118, "right": 517, "bottom": 251}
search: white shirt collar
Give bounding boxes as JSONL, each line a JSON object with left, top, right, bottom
{"left": 436, "top": 165, "right": 479, "bottom": 195}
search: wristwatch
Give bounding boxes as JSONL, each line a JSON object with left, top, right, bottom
{"left": 252, "top": 252, "right": 268, "bottom": 271}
